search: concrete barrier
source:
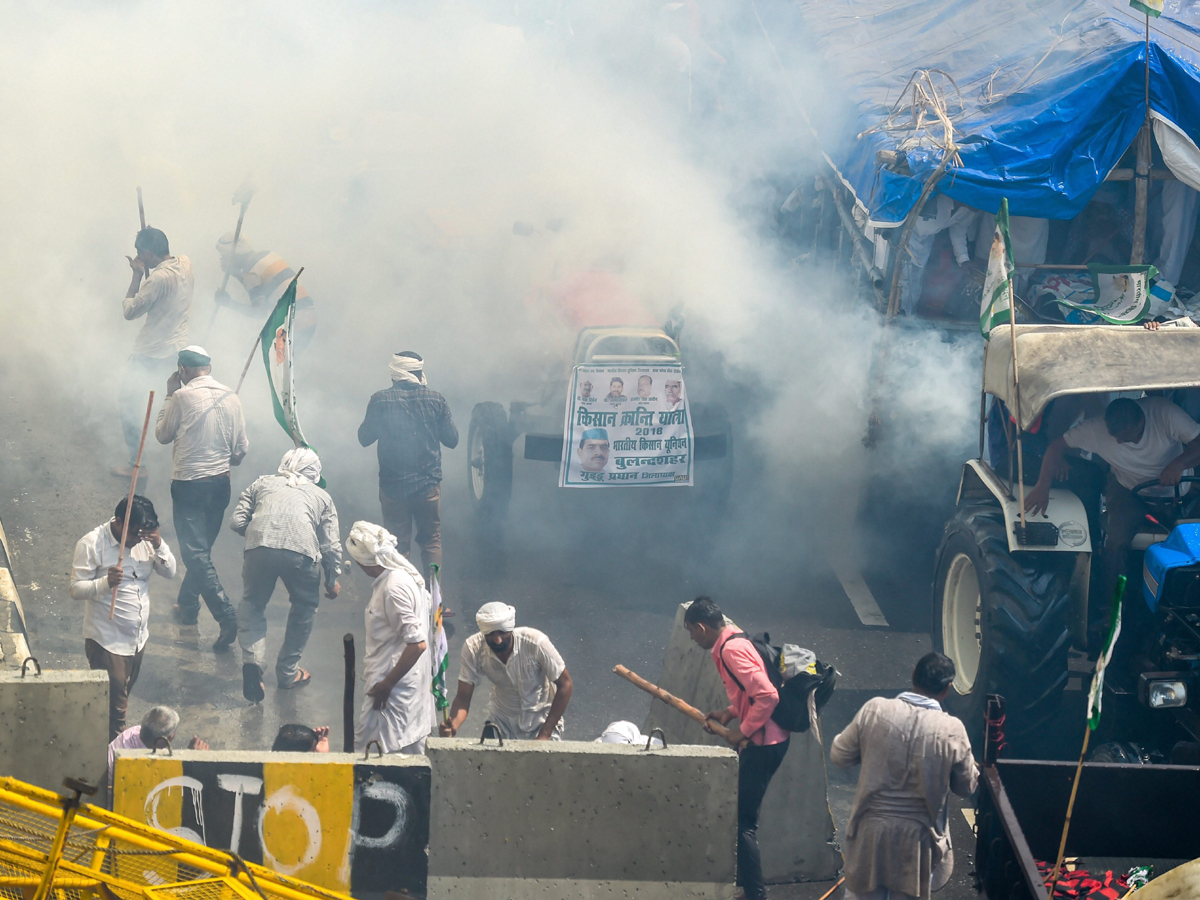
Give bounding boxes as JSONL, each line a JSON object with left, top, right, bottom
{"left": 113, "top": 750, "right": 430, "bottom": 898}
{"left": 426, "top": 736, "right": 738, "bottom": 900}
{"left": 0, "top": 667, "right": 108, "bottom": 792}
{"left": 642, "top": 603, "right": 843, "bottom": 883}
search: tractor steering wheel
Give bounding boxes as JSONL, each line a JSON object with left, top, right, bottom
{"left": 1131, "top": 475, "right": 1200, "bottom": 528}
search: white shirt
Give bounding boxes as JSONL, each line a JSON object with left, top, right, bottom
{"left": 70, "top": 522, "right": 176, "bottom": 655}
{"left": 459, "top": 627, "right": 566, "bottom": 739}
{"left": 155, "top": 375, "right": 249, "bottom": 481}
{"left": 123, "top": 256, "right": 193, "bottom": 359}
{"left": 357, "top": 568, "right": 433, "bottom": 753}
{"left": 107, "top": 724, "right": 147, "bottom": 804}
{"left": 1064, "top": 397, "right": 1200, "bottom": 496}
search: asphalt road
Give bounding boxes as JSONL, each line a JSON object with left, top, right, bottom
{"left": 1, "top": 352, "right": 995, "bottom": 898}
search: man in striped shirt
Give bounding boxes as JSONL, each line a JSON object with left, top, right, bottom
{"left": 229, "top": 448, "right": 342, "bottom": 701}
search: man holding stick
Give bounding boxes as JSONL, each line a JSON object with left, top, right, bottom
{"left": 346, "top": 522, "right": 433, "bottom": 755}
{"left": 71, "top": 496, "right": 175, "bottom": 740}
{"left": 684, "top": 596, "right": 788, "bottom": 900}
{"left": 117, "top": 227, "right": 192, "bottom": 478}
{"left": 156, "top": 345, "right": 248, "bottom": 649}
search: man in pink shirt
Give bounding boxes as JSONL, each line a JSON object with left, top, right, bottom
{"left": 685, "top": 597, "right": 789, "bottom": 900}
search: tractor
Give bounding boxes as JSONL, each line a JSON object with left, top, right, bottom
{"left": 466, "top": 324, "right": 733, "bottom": 529}
{"left": 934, "top": 323, "right": 1200, "bottom": 757}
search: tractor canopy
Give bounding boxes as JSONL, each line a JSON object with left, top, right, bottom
{"left": 571, "top": 326, "right": 681, "bottom": 367}
{"left": 984, "top": 324, "right": 1200, "bottom": 431}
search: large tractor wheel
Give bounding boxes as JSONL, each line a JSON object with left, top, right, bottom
{"left": 467, "top": 402, "right": 513, "bottom": 524}
{"left": 933, "top": 502, "right": 1075, "bottom": 754}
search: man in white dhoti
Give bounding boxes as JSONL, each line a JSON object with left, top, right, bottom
{"left": 347, "top": 521, "right": 432, "bottom": 755}
{"left": 831, "top": 653, "right": 978, "bottom": 900}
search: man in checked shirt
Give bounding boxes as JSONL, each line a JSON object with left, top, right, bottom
{"left": 358, "top": 352, "right": 458, "bottom": 582}
{"left": 229, "top": 448, "right": 342, "bottom": 701}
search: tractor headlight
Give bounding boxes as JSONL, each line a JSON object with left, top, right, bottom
{"left": 1139, "top": 673, "right": 1189, "bottom": 709}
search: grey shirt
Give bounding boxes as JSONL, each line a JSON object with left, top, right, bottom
{"left": 229, "top": 474, "right": 342, "bottom": 584}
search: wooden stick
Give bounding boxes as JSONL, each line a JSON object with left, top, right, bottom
{"left": 110, "top": 391, "right": 155, "bottom": 619}
{"left": 342, "top": 634, "right": 355, "bottom": 753}
{"left": 137, "top": 187, "right": 145, "bottom": 230}
{"left": 1007, "top": 278, "right": 1028, "bottom": 532}
{"left": 235, "top": 334, "right": 261, "bottom": 395}
{"left": 1046, "top": 726, "right": 1091, "bottom": 899}
{"left": 815, "top": 877, "right": 845, "bottom": 900}
{"left": 207, "top": 202, "right": 249, "bottom": 340}
{"left": 613, "top": 664, "right": 735, "bottom": 742}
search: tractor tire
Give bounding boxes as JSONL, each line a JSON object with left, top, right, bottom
{"left": 933, "top": 502, "right": 1075, "bottom": 755}
{"left": 467, "top": 402, "right": 513, "bottom": 525}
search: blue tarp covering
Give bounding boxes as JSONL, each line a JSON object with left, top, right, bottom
{"left": 766, "top": 0, "right": 1200, "bottom": 225}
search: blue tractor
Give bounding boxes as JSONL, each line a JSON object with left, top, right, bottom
{"left": 933, "top": 324, "right": 1200, "bottom": 757}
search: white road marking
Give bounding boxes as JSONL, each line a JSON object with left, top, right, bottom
{"left": 961, "top": 808, "right": 976, "bottom": 828}
{"left": 830, "top": 558, "right": 890, "bottom": 627}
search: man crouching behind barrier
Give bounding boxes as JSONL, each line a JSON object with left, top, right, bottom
{"left": 348, "top": 521, "right": 433, "bottom": 755}
{"left": 439, "top": 602, "right": 572, "bottom": 741}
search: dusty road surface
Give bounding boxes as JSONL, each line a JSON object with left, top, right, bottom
{"left": 1, "top": 348, "right": 1012, "bottom": 900}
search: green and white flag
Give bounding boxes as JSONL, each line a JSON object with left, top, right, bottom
{"left": 980, "top": 198, "right": 1015, "bottom": 338}
{"left": 1131, "top": 0, "right": 1163, "bottom": 18}
{"left": 260, "top": 273, "right": 310, "bottom": 448}
{"left": 430, "top": 565, "right": 449, "bottom": 713}
{"left": 1054, "top": 265, "right": 1158, "bottom": 324}
{"left": 1087, "top": 575, "right": 1126, "bottom": 731}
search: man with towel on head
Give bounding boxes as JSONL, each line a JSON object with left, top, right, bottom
{"left": 358, "top": 352, "right": 458, "bottom": 583}
{"left": 229, "top": 448, "right": 342, "bottom": 701}
{"left": 155, "top": 345, "right": 248, "bottom": 650}
{"left": 347, "top": 521, "right": 433, "bottom": 755}
{"left": 439, "top": 602, "right": 573, "bottom": 741}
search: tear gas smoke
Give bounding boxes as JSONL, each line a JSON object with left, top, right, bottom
{"left": 0, "top": 1, "right": 977, "bottom": 586}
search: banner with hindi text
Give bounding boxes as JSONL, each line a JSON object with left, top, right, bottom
{"left": 560, "top": 365, "right": 694, "bottom": 487}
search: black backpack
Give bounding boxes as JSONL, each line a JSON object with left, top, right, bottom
{"left": 718, "top": 632, "right": 837, "bottom": 733}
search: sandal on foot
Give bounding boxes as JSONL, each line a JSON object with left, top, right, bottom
{"left": 279, "top": 668, "right": 311, "bottom": 690}
{"left": 243, "top": 664, "right": 265, "bottom": 702}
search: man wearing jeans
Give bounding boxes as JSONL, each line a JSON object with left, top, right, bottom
{"left": 685, "top": 596, "right": 788, "bottom": 900}
{"left": 155, "top": 345, "right": 248, "bottom": 650}
{"left": 229, "top": 448, "right": 342, "bottom": 701}
{"left": 358, "top": 351, "right": 458, "bottom": 581}
{"left": 116, "top": 227, "right": 193, "bottom": 477}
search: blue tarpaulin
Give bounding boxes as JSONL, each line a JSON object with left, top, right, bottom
{"left": 765, "top": 0, "right": 1200, "bottom": 225}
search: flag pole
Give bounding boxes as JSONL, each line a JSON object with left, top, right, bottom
{"left": 137, "top": 187, "right": 146, "bottom": 231}
{"left": 110, "top": 391, "right": 155, "bottom": 620}
{"left": 1006, "top": 275, "right": 1027, "bottom": 533}
{"left": 1045, "top": 575, "right": 1126, "bottom": 899}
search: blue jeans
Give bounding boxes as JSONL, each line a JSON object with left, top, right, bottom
{"left": 171, "top": 475, "right": 237, "bottom": 626}
{"left": 238, "top": 547, "right": 321, "bottom": 682}
{"left": 119, "top": 355, "right": 174, "bottom": 464}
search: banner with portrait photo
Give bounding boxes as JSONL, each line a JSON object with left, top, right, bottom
{"left": 560, "top": 365, "right": 694, "bottom": 488}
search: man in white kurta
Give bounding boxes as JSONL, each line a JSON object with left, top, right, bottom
{"left": 347, "top": 521, "right": 433, "bottom": 755}
{"left": 830, "top": 653, "right": 978, "bottom": 900}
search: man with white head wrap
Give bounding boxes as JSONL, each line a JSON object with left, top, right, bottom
{"left": 347, "top": 521, "right": 433, "bottom": 754}
{"left": 229, "top": 447, "right": 342, "bottom": 701}
{"left": 358, "top": 351, "right": 458, "bottom": 583}
{"left": 439, "top": 602, "right": 573, "bottom": 741}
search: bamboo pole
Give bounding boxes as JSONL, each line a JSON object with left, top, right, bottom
{"left": 613, "top": 664, "right": 736, "bottom": 743}
{"left": 1006, "top": 280, "right": 1028, "bottom": 533}
{"left": 1045, "top": 727, "right": 1091, "bottom": 899}
{"left": 137, "top": 187, "right": 145, "bottom": 230}
{"left": 207, "top": 201, "right": 249, "bottom": 341}
{"left": 110, "top": 392, "right": 154, "bottom": 619}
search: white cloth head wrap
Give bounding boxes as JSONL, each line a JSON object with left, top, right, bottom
{"left": 277, "top": 447, "right": 322, "bottom": 487}
{"left": 475, "top": 602, "right": 516, "bottom": 634}
{"left": 389, "top": 353, "right": 427, "bottom": 385}
{"left": 596, "top": 721, "right": 663, "bottom": 748}
{"left": 346, "top": 521, "right": 425, "bottom": 589}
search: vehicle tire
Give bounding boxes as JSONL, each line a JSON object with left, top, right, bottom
{"left": 691, "top": 403, "right": 732, "bottom": 512}
{"left": 467, "top": 402, "right": 513, "bottom": 523}
{"left": 933, "top": 502, "right": 1075, "bottom": 754}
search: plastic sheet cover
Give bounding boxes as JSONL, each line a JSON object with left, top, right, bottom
{"left": 764, "top": 0, "right": 1200, "bottom": 225}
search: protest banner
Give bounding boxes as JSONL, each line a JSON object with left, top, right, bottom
{"left": 560, "top": 365, "right": 694, "bottom": 487}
